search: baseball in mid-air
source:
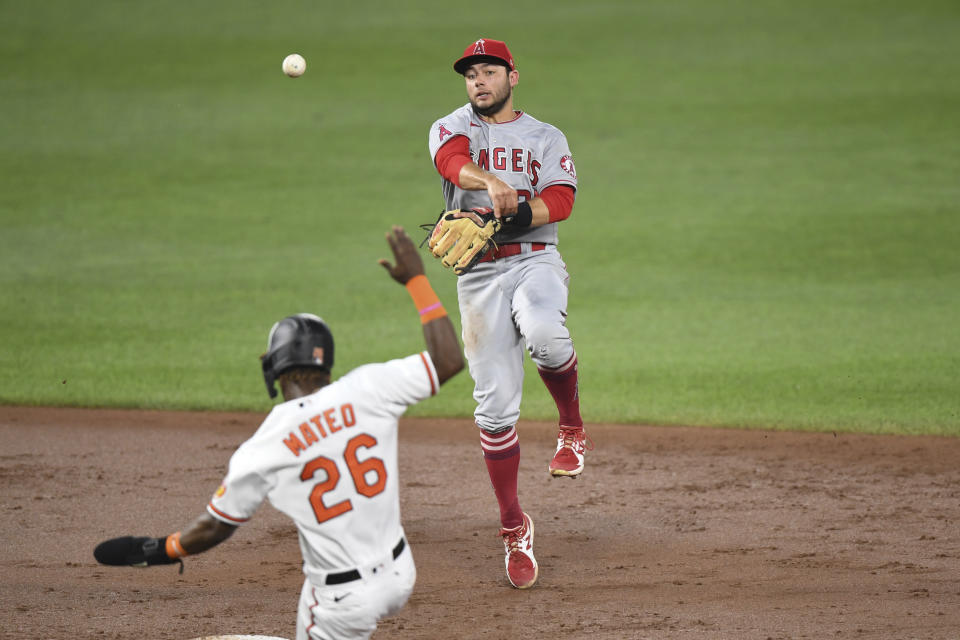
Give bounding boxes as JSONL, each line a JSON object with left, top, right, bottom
{"left": 282, "top": 54, "right": 306, "bottom": 77}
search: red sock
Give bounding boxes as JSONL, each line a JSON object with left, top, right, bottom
{"left": 538, "top": 354, "right": 583, "bottom": 428}
{"left": 479, "top": 426, "right": 523, "bottom": 529}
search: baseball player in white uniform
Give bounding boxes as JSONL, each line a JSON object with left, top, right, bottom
{"left": 93, "top": 227, "right": 464, "bottom": 640}
{"left": 427, "top": 38, "right": 590, "bottom": 590}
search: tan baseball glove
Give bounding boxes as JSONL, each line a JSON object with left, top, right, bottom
{"left": 425, "top": 208, "right": 501, "bottom": 276}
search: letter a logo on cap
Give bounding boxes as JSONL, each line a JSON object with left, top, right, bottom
{"left": 473, "top": 39, "right": 486, "bottom": 55}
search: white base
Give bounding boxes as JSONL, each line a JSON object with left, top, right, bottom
{"left": 188, "top": 636, "right": 289, "bottom": 640}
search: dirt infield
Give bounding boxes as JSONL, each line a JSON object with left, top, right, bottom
{"left": 1, "top": 406, "right": 958, "bottom": 639}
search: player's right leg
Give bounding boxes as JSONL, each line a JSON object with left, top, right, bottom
{"left": 296, "top": 551, "right": 415, "bottom": 640}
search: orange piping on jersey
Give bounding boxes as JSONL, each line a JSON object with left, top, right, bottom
{"left": 306, "top": 587, "right": 321, "bottom": 637}
{"left": 207, "top": 502, "right": 250, "bottom": 524}
{"left": 420, "top": 352, "right": 437, "bottom": 396}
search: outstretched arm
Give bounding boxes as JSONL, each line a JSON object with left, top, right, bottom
{"left": 93, "top": 513, "right": 237, "bottom": 570}
{"left": 178, "top": 512, "right": 237, "bottom": 554}
{"left": 379, "top": 225, "right": 464, "bottom": 385}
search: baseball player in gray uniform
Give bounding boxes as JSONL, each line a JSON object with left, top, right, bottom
{"left": 93, "top": 227, "right": 463, "bottom": 640}
{"left": 428, "top": 38, "right": 590, "bottom": 590}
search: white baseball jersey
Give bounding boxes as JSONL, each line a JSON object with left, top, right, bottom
{"left": 428, "top": 103, "right": 578, "bottom": 245}
{"left": 207, "top": 352, "right": 438, "bottom": 585}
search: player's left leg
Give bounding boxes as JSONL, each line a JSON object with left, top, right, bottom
{"left": 512, "top": 250, "right": 591, "bottom": 477}
{"left": 372, "top": 542, "right": 417, "bottom": 618}
{"left": 457, "top": 264, "right": 528, "bottom": 529}
{"left": 458, "top": 264, "right": 538, "bottom": 588}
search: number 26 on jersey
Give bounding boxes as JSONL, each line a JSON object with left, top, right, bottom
{"left": 300, "top": 433, "right": 387, "bottom": 524}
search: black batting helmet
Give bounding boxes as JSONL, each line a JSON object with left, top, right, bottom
{"left": 261, "top": 313, "right": 335, "bottom": 399}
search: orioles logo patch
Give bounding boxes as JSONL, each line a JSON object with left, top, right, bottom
{"left": 560, "top": 155, "right": 577, "bottom": 179}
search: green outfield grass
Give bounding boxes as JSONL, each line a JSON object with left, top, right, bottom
{"left": 2, "top": 1, "right": 958, "bottom": 435}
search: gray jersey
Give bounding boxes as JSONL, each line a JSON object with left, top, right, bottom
{"left": 428, "top": 104, "right": 578, "bottom": 245}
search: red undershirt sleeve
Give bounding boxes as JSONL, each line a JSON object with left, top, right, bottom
{"left": 435, "top": 137, "right": 575, "bottom": 222}
{"left": 434, "top": 135, "right": 472, "bottom": 187}
{"left": 539, "top": 185, "right": 576, "bottom": 222}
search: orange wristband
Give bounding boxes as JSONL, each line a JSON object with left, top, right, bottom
{"left": 405, "top": 275, "right": 447, "bottom": 324}
{"left": 165, "top": 531, "right": 188, "bottom": 559}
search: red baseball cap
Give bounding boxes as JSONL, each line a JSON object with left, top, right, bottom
{"left": 453, "top": 38, "right": 515, "bottom": 74}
